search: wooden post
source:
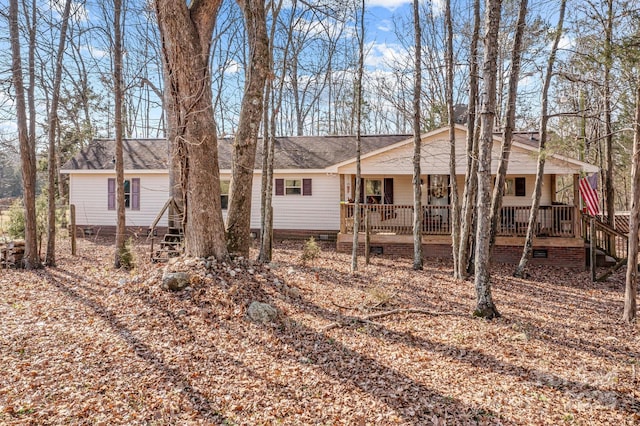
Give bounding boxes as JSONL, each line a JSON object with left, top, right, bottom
{"left": 550, "top": 174, "right": 557, "bottom": 203}
{"left": 364, "top": 207, "right": 370, "bottom": 265}
{"left": 590, "top": 218, "right": 596, "bottom": 281}
{"left": 573, "top": 174, "right": 580, "bottom": 238}
{"left": 340, "top": 203, "right": 346, "bottom": 234}
{"left": 70, "top": 204, "right": 76, "bottom": 256}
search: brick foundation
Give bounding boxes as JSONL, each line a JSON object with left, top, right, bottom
{"left": 336, "top": 234, "right": 586, "bottom": 270}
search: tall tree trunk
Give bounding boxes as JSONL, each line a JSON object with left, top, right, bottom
{"left": 45, "top": 0, "right": 73, "bottom": 267}
{"left": 457, "top": 0, "right": 481, "bottom": 280}
{"left": 155, "top": 0, "right": 228, "bottom": 260}
{"left": 603, "top": 0, "right": 615, "bottom": 229}
{"left": 623, "top": 82, "right": 640, "bottom": 323}
{"left": 226, "top": 0, "right": 269, "bottom": 257}
{"left": 114, "top": 0, "right": 126, "bottom": 268}
{"left": 351, "top": 0, "right": 365, "bottom": 273}
{"left": 473, "top": 0, "right": 502, "bottom": 319}
{"left": 489, "top": 0, "right": 528, "bottom": 252}
{"left": 514, "top": 0, "right": 566, "bottom": 278}
{"left": 259, "top": 0, "right": 286, "bottom": 263}
{"left": 412, "top": 0, "right": 423, "bottom": 270}
{"left": 445, "top": 0, "right": 460, "bottom": 277}
{"left": 9, "top": 0, "right": 40, "bottom": 269}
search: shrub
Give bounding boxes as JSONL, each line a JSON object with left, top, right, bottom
{"left": 300, "top": 236, "right": 321, "bottom": 264}
{"left": 6, "top": 193, "right": 65, "bottom": 240}
{"left": 7, "top": 199, "right": 25, "bottom": 238}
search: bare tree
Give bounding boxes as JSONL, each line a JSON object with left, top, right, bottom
{"left": 623, "top": 81, "right": 640, "bottom": 322}
{"left": 226, "top": 0, "right": 270, "bottom": 257}
{"left": 489, "top": 0, "right": 528, "bottom": 252}
{"left": 113, "top": 0, "right": 127, "bottom": 268}
{"left": 456, "top": 0, "right": 481, "bottom": 280}
{"left": 351, "top": 0, "right": 365, "bottom": 273}
{"left": 444, "top": 0, "right": 460, "bottom": 276}
{"left": 514, "top": 0, "right": 566, "bottom": 278}
{"left": 9, "top": 0, "right": 40, "bottom": 269}
{"left": 44, "top": 0, "right": 73, "bottom": 267}
{"left": 473, "top": 0, "right": 502, "bottom": 319}
{"left": 411, "top": 0, "right": 423, "bottom": 270}
{"left": 259, "top": 0, "right": 287, "bottom": 263}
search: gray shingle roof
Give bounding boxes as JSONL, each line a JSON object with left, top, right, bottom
{"left": 62, "top": 135, "right": 411, "bottom": 171}
{"left": 61, "top": 139, "right": 169, "bottom": 170}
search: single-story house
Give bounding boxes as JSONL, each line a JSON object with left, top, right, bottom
{"left": 61, "top": 125, "right": 598, "bottom": 268}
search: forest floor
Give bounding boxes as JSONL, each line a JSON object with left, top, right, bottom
{"left": 0, "top": 236, "right": 639, "bottom": 425}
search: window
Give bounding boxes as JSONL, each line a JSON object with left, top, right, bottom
{"left": 221, "top": 180, "right": 230, "bottom": 209}
{"left": 285, "top": 179, "right": 302, "bottom": 195}
{"left": 515, "top": 177, "right": 526, "bottom": 197}
{"left": 275, "top": 178, "right": 312, "bottom": 196}
{"left": 123, "top": 180, "right": 131, "bottom": 208}
{"left": 108, "top": 178, "right": 140, "bottom": 210}
{"left": 365, "top": 179, "right": 382, "bottom": 204}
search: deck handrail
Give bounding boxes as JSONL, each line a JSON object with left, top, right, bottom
{"left": 148, "top": 198, "right": 182, "bottom": 239}
{"left": 340, "top": 203, "right": 577, "bottom": 237}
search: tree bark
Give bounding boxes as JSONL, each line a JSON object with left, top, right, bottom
{"left": 603, "top": 0, "right": 615, "bottom": 230}
{"left": 45, "top": 0, "right": 73, "bottom": 267}
{"left": 623, "top": 82, "right": 640, "bottom": 323}
{"left": 514, "top": 0, "right": 566, "bottom": 278}
{"left": 457, "top": 0, "right": 481, "bottom": 280}
{"left": 9, "top": 0, "right": 40, "bottom": 269}
{"left": 445, "top": 0, "right": 460, "bottom": 277}
{"left": 259, "top": 0, "right": 286, "bottom": 264}
{"left": 473, "top": 0, "right": 502, "bottom": 319}
{"left": 351, "top": 0, "right": 365, "bottom": 273}
{"left": 226, "top": 0, "right": 270, "bottom": 257}
{"left": 155, "top": 0, "right": 228, "bottom": 260}
{"left": 114, "top": 0, "right": 126, "bottom": 268}
{"left": 489, "top": 0, "right": 528, "bottom": 253}
{"left": 412, "top": 0, "right": 423, "bottom": 270}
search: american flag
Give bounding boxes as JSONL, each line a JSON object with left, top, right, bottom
{"left": 579, "top": 173, "right": 600, "bottom": 216}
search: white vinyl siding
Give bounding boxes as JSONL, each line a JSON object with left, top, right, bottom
{"left": 252, "top": 173, "right": 339, "bottom": 230}
{"left": 69, "top": 173, "right": 169, "bottom": 227}
{"left": 337, "top": 127, "right": 589, "bottom": 176}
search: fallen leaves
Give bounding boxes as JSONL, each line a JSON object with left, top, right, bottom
{"left": 0, "top": 237, "right": 638, "bottom": 425}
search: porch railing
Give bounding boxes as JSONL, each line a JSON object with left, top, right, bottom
{"left": 340, "top": 203, "right": 576, "bottom": 238}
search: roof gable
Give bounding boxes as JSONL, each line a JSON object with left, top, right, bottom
{"left": 335, "top": 125, "right": 598, "bottom": 175}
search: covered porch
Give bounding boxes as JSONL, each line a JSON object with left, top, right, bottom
{"left": 339, "top": 203, "right": 578, "bottom": 238}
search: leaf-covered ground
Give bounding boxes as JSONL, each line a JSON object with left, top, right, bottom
{"left": 1, "top": 237, "right": 639, "bottom": 425}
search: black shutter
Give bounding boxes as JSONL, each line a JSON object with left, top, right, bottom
{"left": 275, "top": 178, "right": 284, "bottom": 196}
{"left": 383, "top": 178, "right": 394, "bottom": 204}
{"left": 515, "top": 177, "right": 526, "bottom": 196}
{"left": 302, "top": 178, "right": 312, "bottom": 196}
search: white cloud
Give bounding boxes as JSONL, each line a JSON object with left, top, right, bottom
{"left": 366, "top": 0, "right": 411, "bottom": 11}
{"left": 377, "top": 19, "right": 392, "bottom": 32}
{"left": 364, "top": 42, "right": 410, "bottom": 69}
{"left": 81, "top": 45, "right": 108, "bottom": 60}
{"left": 222, "top": 60, "right": 241, "bottom": 75}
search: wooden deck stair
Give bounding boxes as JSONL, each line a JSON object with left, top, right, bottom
{"left": 151, "top": 224, "right": 184, "bottom": 263}
{"left": 582, "top": 213, "right": 629, "bottom": 281}
{"left": 148, "top": 198, "right": 184, "bottom": 263}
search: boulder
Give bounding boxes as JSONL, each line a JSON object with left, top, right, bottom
{"left": 247, "top": 302, "right": 278, "bottom": 323}
{"left": 162, "top": 271, "right": 190, "bottom": 291}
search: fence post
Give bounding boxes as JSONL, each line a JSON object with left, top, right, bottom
{"left": 70, "top": 204, "right": 76, "bottom": 256}
{"left": 590, "top": 218, "right": 596, "bottom": 281}
{"left": 364, "top": 207, "right": 370, "bottom": 265}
